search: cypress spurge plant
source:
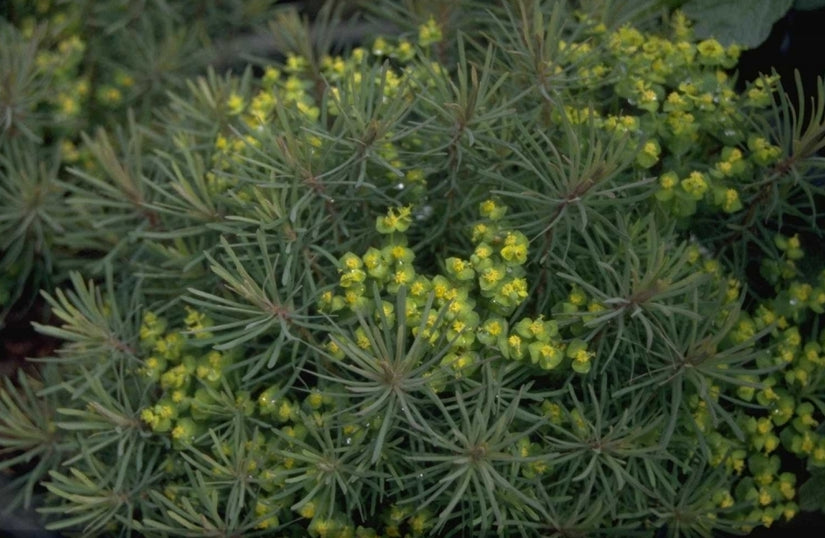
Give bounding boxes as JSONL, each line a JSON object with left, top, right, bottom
{"left": 0, "top": 0, "right": 286, "bottom": 324}
{"left": 5, "top": 0, "right": 825, "bottom": 536}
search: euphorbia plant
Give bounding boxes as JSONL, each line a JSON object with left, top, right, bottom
{"left": 3, "top": 1, "right": 825, "bottom": 536}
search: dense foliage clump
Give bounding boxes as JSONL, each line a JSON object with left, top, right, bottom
{"left": 3, "top": 1, "right": 825, "bottom": 536}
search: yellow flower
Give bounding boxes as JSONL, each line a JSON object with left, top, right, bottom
{"left": 813, "top": 444, "right": 825, "bottom": 463}
{"left": 500, "top": 233, "right": 528, "bottom": 264}
{"left": 418, "top": 16, "right": 443, "bottom": 46}
{"left": 286, "top": 54, "right": 308, "bottom": 73}
{"left": 376, "top": 206, "right": 413, "bottom": 233}
{"left": 636, "top": 139, "right": 660, "bottom": 168}
{"left": 227, "top": 93, "right": 245, "bottom": 115}
{"left": 756, "top": 417, "right": 772, "bottom": 435}
{"left": 262, "top": 66, "right": 281, "bottom": 86}
{"left": 409, "top": 277, "right": 430, "bottom": 298}
{"left": 499, "top": 278, "right": 528, "bottom": 302}
{"left": 480, "top": 267, "right": 504, "bottom": 288}
{"left": 395, "top": 40, "right": 415, "bottom": 61}
{"left": 722, "top": 188, "right": 742, "bottom": 213}
{"left": 719, "top": 492, "right": 734, "bottom": 509}
{"left": 472, "top": 243, "right": 493, "bottom": 263}
{"left": 296, "top": 100, "right": 319, "bottom": 120}
{"left": 696, "top": 38, "right": 725, "bottom": 63}
{"left": 573, "top": 348, "right": 591, "bottom": 364}
{"left": 659, "top": 171, "right": 678, "bottom": 190}
{"left": 568, "top": 287, "right": 586, "bottom": 306}
{"left": 507, "top": 334, "right": 524, "bottom": 359}
{"left": 680, "top": 171, "right": 708, "bottom": 199}
{"left": 355, "top": 329, "right": 371, "bottom": 350}
{"left": 529, "top": 341, "right": 563, "bottom": 369}
{"left": 387, "top": 245, "right": 414, "bottom": 264}
{"left": 298, "top": 501, "right": 316, "bottom": 519}
{"left": 749, "top": 136, "right": 782, "bottom": 165}
{"left": 277, "top": 400, "right": 295, "bottom": 422}
{"left": 392, "top": 266, "right": 414, "bottom": 286}
{"left": 479, "top": 199, "right": 506, "bottom": 220}
{"left": 487, "top": 320, "right": 502, "bottom": 336}
{"left": 788, "top": 234, "right": 801, "bottom": 250}
{"left": 372, "top": 36, "right": 389, "bottom": 55}
{"left": 58, "top": 94, "right": 79, "bottom": 116}
{"left": 140, "top": 408, "right": 159, "bottom": 429}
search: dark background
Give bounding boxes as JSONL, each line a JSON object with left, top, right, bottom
{"left": 738, "top": 6, "right": 825, "bottom": 98}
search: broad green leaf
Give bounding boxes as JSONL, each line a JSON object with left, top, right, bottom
{"left": 681, "top": 0, "right": 793, "bottom": 48}
{"left": 794, "top": 0, "right": 825, "bottom": 10}
{"left": 799, "top": 469, "right": 825, "bottom": 512}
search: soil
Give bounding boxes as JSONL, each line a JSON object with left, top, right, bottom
{"left": 0, "top": 299, "right": 59, "bottom": 378}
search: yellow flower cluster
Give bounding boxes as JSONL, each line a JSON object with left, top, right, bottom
{"left": 137, "top": 309, "right": 248, "bottom": 447}
{"left": 324, "top": 200, "right": 593, "bottom": 381}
